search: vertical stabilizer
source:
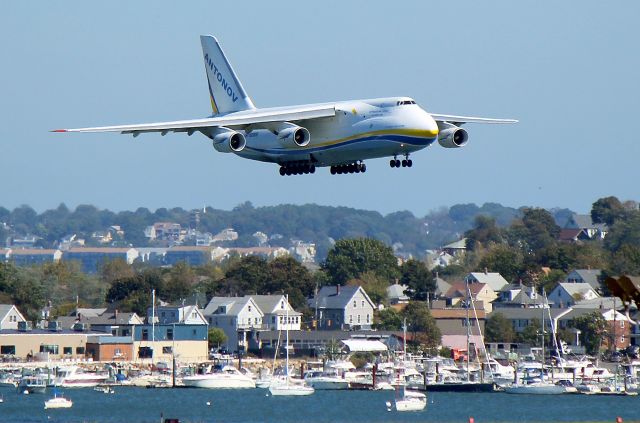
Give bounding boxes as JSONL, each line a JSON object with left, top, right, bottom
{"left": 200, "top": 35, "right": 255, "bottom": 115}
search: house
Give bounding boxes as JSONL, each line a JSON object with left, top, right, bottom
{"left": 493, "top": 283, "right": 552, "bottom": 309}
{"left": 387, "top": 283, "right": 410, "bottom": 305}
{"left": 434, "top": 277, "right": 452, "bottom": 299}
{"left": 564, "top": 214, "right": 608, "bottom": 240}
{"left": 202, "top": 296, "right": 264, "bottom": 352}
{"left": 0, "top": 305, "right": 27, "bottom": 330}
{"left": 442, "top": 238, "right": 467, "bottom": 257}
{"left": 85, "top": 335, "right": 134, "bottom": 361}
{"left": 308, "top": 285, "right": 375, "bottom": 330}
{"left": 212, "top": 228, "right": 238, "bottom": 243}
{"left": 63, "top": 247, "right": 139, "bottom": 273}
{"left": 430, "top": 307, "right": 486, "bottom": 338}
{"left": 558, "top": 228, "right": 591, "bottom": 243}
{"left": 444, "top": 282, "right": 497, "bottom": 313}
{"left": 465, "top": 272, "right": 509, "bottom": 292}
{"left": 557, "top": 308, "right": 631, "bottom": 351}
{"left": 149, "top": 304, "right": 208, "bottom": 326}
{"left": 133, "top": 323, "right": 208, "bottom": 363}
{"left": 248, "top": 295, "right": 301, "bottom": 331}
{"left": 491, "top": 308, "right": 570, "bottom": 337}
{"left": 548, "top": 283, "right": 599, "bottom": 308}
{"left": 146, "top": 222, "right": 183, "bottom": 242}
{"left": 230, "top": 247, "right": 290, "bottom": 259}
{"left": 564, "top": 269, "right": 602, "bottom": 291}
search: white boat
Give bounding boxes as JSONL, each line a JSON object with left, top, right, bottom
{"left": 44, "top": 393, "right": 73, "bottom": 409}
{"left": 17, "top": 375, "right": 47, "bottom": 394}
{"left": 304, "top": 370, "right": 349, "bottom": 390}
{"left": 93, "top": 385, "right": 115, "bottom": 394}
{"left": 387, "top": 390, "right": 427, "bottom": 412}
{"left": 182, "top": 365, "right": 256, "bottom": 389}
{"left": 54, "top": 366, "right": 109, "bottom": 388}
{"left": 268, "top": 295, "right": 314, "bottom": 396}
{"left": 505, "top": 381, "right": 567, "bottom": 395}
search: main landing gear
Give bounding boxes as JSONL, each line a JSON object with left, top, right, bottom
{"left": 390, "top": 154, "right": 412, "bottom": 168}
{"left": 330, "top": 162, "right": 366, "bottom": 175}
{"left": 279, "top": 162, "right": 316, "bottom": 176}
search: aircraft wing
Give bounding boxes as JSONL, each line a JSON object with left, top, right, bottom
{"left": 430, "top": 113, "right": 518, "bottom": 125}
{"left": 52, "top": 104, "right": 336, "bottom": 135}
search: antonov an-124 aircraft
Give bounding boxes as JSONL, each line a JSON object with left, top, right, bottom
{"left": 54, "top": 36, "right": 517, "bottom": 176}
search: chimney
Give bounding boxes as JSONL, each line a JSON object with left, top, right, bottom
{"left": 336, "top": 285, "right": 340, "bottom": 295}
{"left": 484, "top": 267, "right": 488, "bottom": 275}
{"left": 115, "top": 309, "right": 118, "bottom": 322}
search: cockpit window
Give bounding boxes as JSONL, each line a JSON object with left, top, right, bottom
{"left": 396, "top": 100, "right": 416, "bottom": 106}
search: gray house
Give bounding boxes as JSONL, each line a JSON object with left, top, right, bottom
{"left": 564, "top": 269, "right": 602, "bottom": 291}
{"left": 308, "top": 285, "right": 375, "bottom": 330}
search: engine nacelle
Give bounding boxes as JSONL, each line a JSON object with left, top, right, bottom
{"left": 277, "top": 124, "right": 310, "bottom": 147}
{"left": 210, "top": 129, "right": 246, "bottom": 153}
{"left": 437, "top": 123, "right": 469, "bottom": 148}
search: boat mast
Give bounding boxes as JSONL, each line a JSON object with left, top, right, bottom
{"left": 465, "top": 278, "right": 470, "bottom": 382}
{"left": 152, "top": 289, "right": 155, "bottom": 365}
{"left": 403, "top": 318, "right": 407, "bottom": 359}
{"left": 285, "top": 294, "right": 289, "bottom": 387}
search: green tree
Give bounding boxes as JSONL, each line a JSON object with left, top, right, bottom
{"left": 266, "top": 256, "right": 315, "bottom": 310}
{"left": 99, "top": 258, "right": 135, "bottom": 285}
{"left": 517, "top": 320, "right": 542, "bottom": 346}
{"left": 375, "top": 307, "right": 402, "bottom": 330}
{"left": 508, "top": 208, "right": 560, "bottom": 253}
{"left": 347, "top": 271, "right": 389, "bottom": 306}
{"left": 400, "top": 259, "right": 435, "bottom": 301}
{"left": 465, "top": 215, "right": 504, "bottom": 251}
{"left": 485, "top": 312, "right": 515, "bottom": 343}
{"left": 478, "top": 244, "right": 524, "bottom": 282}
{"left": 591, "top": 196, "right": 626, "bottom": 226}
{"left": 401, "top": 301, "right": 441, "bottom": 350}
{"left": 322, "top": 238, "right": 399, "bottom": 285}
{"left": 164, "top": 262, "right": 195, "bottom": 303}
{"left": 571, "top": 312, "right": 608, "bottom": 355}
{"left": 208, "top": 328, "right": 227, "bottom": 350}
{"left": 219, "top": 255, "right": 270, "bottom": 296}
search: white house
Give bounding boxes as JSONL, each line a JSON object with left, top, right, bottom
{"left": 0, "top": 305, "right": 27, "bottom": 330}
{"left": 248, "top": 295, "right": 301, "bottom": 331}
{"left": 202, "top": 297, "right": 264, "bottom": 352}
{"left": 548, "top": 283, "right": 599, "bottom": 308}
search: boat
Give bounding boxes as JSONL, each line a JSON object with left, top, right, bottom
{"left": 268, "top": 295, "right": 314, "bottom": 396}
{"left": 505, "top": 380, "right": 568, "bottom": 395}
{"left": 53, "top": 366, "right": 109, "bottom": 388}
{"left": 304, "top": 369, "right": 349, "bottom": 390}
{"left": 17, "top": 375, "right": 47, "bottom": 394}
{"left": 93, "top": 385, "right": 115, "bottom": 394}
{"left": 44, "top": 393, "right": 73, "bottom": 409}
{"left": 182, "top": 365, "right": 256, "bottom": 389}
{"left": 386, "top": 390, "right": 427, "bottom": 412}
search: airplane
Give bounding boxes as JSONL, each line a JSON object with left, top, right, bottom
{"left": 54, "top": 35, "right": 517, "bottom": 176}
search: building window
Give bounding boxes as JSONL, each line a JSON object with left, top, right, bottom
{"left": 122, "top": 329, "right": 130, "bottom": 336}
{"left": 63, "top": 347, "right": 73, "bottom": 355}
{"left": 162, "top": 346, "right": 172, "bottom": 354}
{"left": 138, "top": 347, "right": 153, "bottom": 358}
{"left": 362, "top": 301, "right": 364, "bottom": 308}
{"left": 248, "top": 305, "right": 252, "bottom": 312}
{"left": 76, "top": 347, "right": 85, "bottom": 355}
{"left": 39, "top": 344, "right": 59, "bottom": 354}
{"left": 350, "top": 315, "right": 353, "bottom": 323}
{"left": 142, "top": 329, "right": 149, "bottom": 341}
{"left": 167, "top": 328, "right": 174, "bottom": 340}
{"left": 272, "top": 316, "right": 276, "bottom": 324}
{"left": 357, "top": 315, "right": 361, "bottom": 323}
{"left": 161, "top": 311, "right": 166, "bottom": 317}
{"left": 621, "top": 321, "right": 625, "bottom": 328}
{"left": 353, "top": 301, "right": 356, "bottom": 308}
{"left": 367, "top": 314, "right": 370, "bottom": 323}
{"left": 0, "top": 345, "right": 16, "bottom": 355}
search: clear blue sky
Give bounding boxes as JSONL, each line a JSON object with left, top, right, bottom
{"left": 2, "top": 1, "right": 638, "bottom": 216}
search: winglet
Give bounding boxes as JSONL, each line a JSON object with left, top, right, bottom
{"left": 51, "top": 129, "right": 68, "bottom": 133}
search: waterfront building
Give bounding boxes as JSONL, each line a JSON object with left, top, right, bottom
{"left": 202, "top": 296, "right": 264, "bottom": 352}
{"left": 6, "top": 248, "right": 62, "bottom": 266}
{"left": 308, "top": 285, "right": 375, "bottom": 330}
{"left": 63, "top": 247, "right": 139, "bottom": 273}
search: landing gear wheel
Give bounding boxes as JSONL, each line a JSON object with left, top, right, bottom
{"left": 401, "top": 160, "right": 407, "bottom": 167}
{"left": 279, "top": 167, "right": 286, "bottom": 176}
{"left": 360, "top": 163, "right": 367, "bottom": 173}
{"left": 330, "top": 166, "right": 336, "bottom": 175}
{"left": 407, "top": 159, "right": 413, "bottom": 167}
{"left": 310, "top": 165, "right": 316, "bottom": 174}
{"left": 390, "top": 159, "right": 396, "bottom": 168}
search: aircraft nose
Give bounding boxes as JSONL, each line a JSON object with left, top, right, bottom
{"left": 426, "top": 114, "right": 439, "bottom": 137}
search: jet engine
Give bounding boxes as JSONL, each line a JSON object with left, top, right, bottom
{"left": 276, "top": 124, "right": 311, "bottom": 147}
{"left": 437, "top": 123, "right": 468, "bottom": 148}
{"left": 209, "top": 129, "right": 246, "bottom": 153}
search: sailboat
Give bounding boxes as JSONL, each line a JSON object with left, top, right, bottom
{"left": 268, "top": 295, "right": 314, "bottom": 396}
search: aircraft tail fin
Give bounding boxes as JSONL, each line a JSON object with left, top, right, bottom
{"left": 200, "top": 35, "right": 255, "bottom": 115}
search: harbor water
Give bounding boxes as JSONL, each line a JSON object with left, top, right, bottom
{"left": 1, "top": 387, "right": 639, "bottom": 423}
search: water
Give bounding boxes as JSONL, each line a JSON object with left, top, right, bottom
{"left": 1, "top": 387, "right": 638, "bottom": 423}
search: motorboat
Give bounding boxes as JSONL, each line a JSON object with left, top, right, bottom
{"left": 53, "top": 366, "right": 109, "bottom": 388}
{"left": 182, "top": 365, "right": 256, "bottom": 389}
{"left": 386, "top": 390, "right": 427, "bottom": 412}
{"left": 17, "top": 375, "right": 47, "bottom": 394}
{"left": 505, "top": 380, "right": 568, "bottom": 395}
{"left": 44, "top": 393, "right": 73, "bottom": 409}
{"left": 94, "top": 385, "right": 115, "bottom": 394}
{"left": 304, "top": 369, "right": 349, "bottom": 390}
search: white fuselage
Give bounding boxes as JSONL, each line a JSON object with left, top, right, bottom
{"left": 230, "top": 97, "right": 439, "bottom": 167}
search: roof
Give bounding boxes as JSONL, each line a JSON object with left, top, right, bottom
{"left": 430, "top": 308, "right": 486, "bottom": 319}
{"left": 491, "top": 308, "right": 569, "bottom": 320}
{"left": 66, "top": 247, "right": 135, "bottom": 254}
{"left": 566, "top": 269, "right": 602, "bottom": 290}
{"left": 310, "top": 285, "right": 373, "bottom": 310}
{"left": 556, "top": 282, "right": 597, "bottom": 297}
{"left": 0, "top": 304, "right": 17, "bottom": 320}
{"left": 341, "top": 339, "right": 387, "bottom": 352}
{"left": 249, "top": 295, "right": 287, "bottom": 314}
{"left": 441, "top": 334, "right": 484, "bottom": 350}
{"left": 9, "top": 249, "right": 59, "bottom": 255}
{"left": 203, "top": 296, "right": 261, "bottom": 317}
{"left": 558, "top": 228, "right": 586, "bottom": 242}
{"left": 167, "top": 246, "right": 212, "bottom": 252}
{"left": 467, "top": 272, "right": 508, "bottom": 291}
{"left": 573, "top": 297, "right": 625, "bottom": 310}
{"left": 387, "top": 284, "right": 409, "bottom": 300}
{"left": 73, "top": 308, "right": 107, "bottom": 318}
{"left": 443, "top": 238, "right": 467, "bottom": 250}
{"left": 445, "top": 282, "right": 489, "bottom": 299}
{"left": 83, "top": 312, "right": 142, "bottom": 326}
{"left": 565, "top": 214, "right": 608, "bottom": 231}
{"left": 435, "top": 278, "right": 452, "bottom": 296}
{"left": 560, "top": 307, "right": 630, "bottom": 322}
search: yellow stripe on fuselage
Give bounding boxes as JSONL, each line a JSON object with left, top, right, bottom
{"left": 311, "top": 128, "right": 439, "bottom": 149}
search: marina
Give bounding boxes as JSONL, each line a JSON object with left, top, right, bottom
{"left": 1, "top": 384, "right": 639, "bottom": 422}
